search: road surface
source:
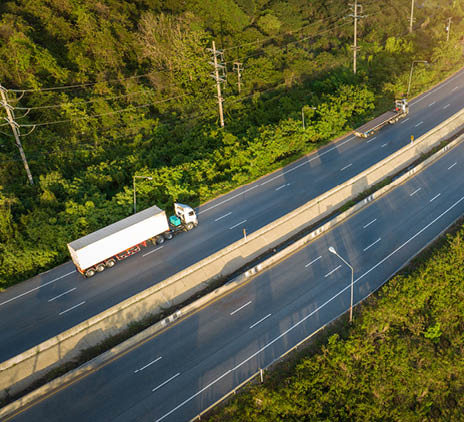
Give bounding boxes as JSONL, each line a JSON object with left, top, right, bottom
{"left": 7, "top": 110, "right": 464, "bottom": 422}
{"left": 0, "top": 68, "right": 463, "bottom": 361}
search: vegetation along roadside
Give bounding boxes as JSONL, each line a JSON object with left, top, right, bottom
{"left": 0, "top": 0, "right": 463, "bottom": 287}
{"left": 204, "top": 219, "right": 464, "bottom": 422}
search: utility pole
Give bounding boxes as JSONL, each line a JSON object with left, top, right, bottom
{"left": 349, "top": 0, "right": 363, "bottom": 74}
{"left": 233, "top": 62, "right": 242, "bottom": 93}
{"left": 208, "top": 41, "right": 225, "bottom": 128}
{"left": 0, "top": 84, "right": 34, "bottom": 185}
{"left": 446, "top": 17, "right": 452, "bottom": 42}
{"left": 409, "top": 0, "right": 415, "bottom": 33}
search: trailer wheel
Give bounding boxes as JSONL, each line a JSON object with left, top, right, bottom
{"left": 164, "top": 232, "right": 173, "bottom": 240}
{"left": 156, "top": 236, "right": 165, "bottom": 245}
{"left": 85, "top": 268, "right": 96, "bottom": 278}
{"left": 186, "top": 222, "right": 194, "bottom": 231}
{"left": 106, "top": 259, "right": 116, "bottom": 268}
{"left": 96, "top": 264, "right": 105, "bottom": 272}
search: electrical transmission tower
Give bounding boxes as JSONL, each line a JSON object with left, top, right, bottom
{"left": 349, "top": 0, "right": 364, "bottom": 74}
{"left": 208, "top": 41, "right": 226, "bottom": 127}
{"left": 0, "top": 84, "right": 34, "bottom": 184}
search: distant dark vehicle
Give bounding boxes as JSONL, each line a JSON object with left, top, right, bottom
{"left": 354, "top": 99, "right": 409, "bottom": 138}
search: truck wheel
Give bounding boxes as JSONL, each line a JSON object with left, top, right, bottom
{"left": 164, "top": 232, "right": 173, "bottom": 240}
{"left": 105, "top": 259, "right": 116, "bottom": 268}
{"left": 186, "top": 223, "right": 194, "bottom": 231}
{"left": 156, "top": 236, "right": 165, "bottom": 245}
{"left": 96, "top": 264, "right": 105, "bottom": 272}
{"left": 85, "top": 268, "right": 96, "bottom": 278}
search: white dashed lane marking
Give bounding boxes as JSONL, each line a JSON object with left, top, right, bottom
{"left": 324, "top": 265, "right": 341, "bottom": 278}
{"left": 214, "top": 212, "right": 232, "bottom": 222}
{"left": 363, "top": 238, "right": 381, "bottom": 252}
{"left": 363, "top": 218, "right": 377, "bottom": 229}
{"left": 430, "top": 193, "right": 441, "bottom": 202}
{"left": 410, "top": 187, "right": 421, "bottom": 196}
{"left": 229, "top": 220, "right": 247, "bottom": 230}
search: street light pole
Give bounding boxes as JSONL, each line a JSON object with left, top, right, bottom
{"left": 407, "top": 60, "right": 428, "bottom": 99}
{"left": 301, "top": 106, "right": 316, "bottom": 130}
{"left": 133, "top": 175, "right": 153, "bottom": 214}
{"left": 329, "top": 246, "right": 354, "bottom": 323}
{"left": 409, "top": 0, "right": 415, "bottom": 33}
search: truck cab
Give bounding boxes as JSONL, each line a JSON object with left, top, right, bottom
{"left": 170, "top": 203, "right": 198, "bottom": 231}
{"left": 394, "top": 99, "right": 408, "bottom": 114}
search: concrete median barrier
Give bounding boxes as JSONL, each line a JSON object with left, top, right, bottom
{"left": 1, "top": 107, "right": 464, "bottom": 401}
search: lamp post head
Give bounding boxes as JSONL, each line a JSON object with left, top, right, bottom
{"left": 134, "top": 175, "right": 153, "bottom": 180}
{"left": 328, "top": 246, "right": 337, "bottom": 255}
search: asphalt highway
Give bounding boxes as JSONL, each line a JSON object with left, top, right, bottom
{"left": 0, "top": 68, "right": 463, "bottom": 362}
{"left": 8, "top": 107, "right": 464, "bottom": 422}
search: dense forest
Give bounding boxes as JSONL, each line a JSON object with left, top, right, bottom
{"left": 206, "top": 224, "right": 464, "bottom": 421}
{"left": 0, "top": 0, "right": 463, "bottom": 287}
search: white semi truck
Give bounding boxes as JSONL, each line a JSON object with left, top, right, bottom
{"left": 68, "top": 203, "right": 198, "bottom": 277}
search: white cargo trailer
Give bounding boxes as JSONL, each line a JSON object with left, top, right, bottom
{"left": 68, "top": 203, "right": 198, "bottom": 277}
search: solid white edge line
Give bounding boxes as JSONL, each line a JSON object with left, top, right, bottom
{"left": 229, "top": 220, "right": 247, "bottom": 230}
{"left": 58, "top": 301, "right": 85, "bottom": 316}
{"left": 363, "top": 238, "right": 381, "bottom": 252}
{"left": 48, "top": 287, "right": 77, "bottom": 302}
{"left": 409, "top": 187, "right": 421, "bottom": 196}
{"left": 230, "top": 301, "right": 252, "bottom": 316}
{"left": 198, "top": 137, "right": 356, "bottom": 214}
{"left": 249, "top": 313, "right": 272, "bottom": 329}
{"left": 362, "top": 218, "right": 377, "bottom": 229}
{"left": 152, "top": 373, "right": 181, "bottom": 392}
{"left": 430, "top": 193, "right": 441, "bottom": 202}
{"left": 324, "top": 265, "right": 341, "bottom": 278}
{"left": 305, "top": 256, "right": 322, "bottom": 268}
{"left": 155, "top": 194, "right": 464, "bottom": 422}
{"left": 411, "top": 69, "right": 463, "bottom": 105}
{"left": 214, "top": 212, "right": 232, "bottom": 222}
{"left": 143, "top": 246, "right": 164, "bottom": 257}
{"left": 410, "top": 92, "right": 432, "bottom": 105}
{"left": 134, "top": 356, "right": 162, "bottom": 373}
{"left": 198, "top": 185, "right": 258, "bottom": 214}
{"left": 154, "top": 370, "right": 233, "bottom": 422}
{"left": 0, "top": 270, "right": 76, "bottom": 307}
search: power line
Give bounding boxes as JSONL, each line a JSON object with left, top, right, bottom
{"left": 224, "top": 18, "right": 351, "bottom": 65}
{"left": 18, "top": 93, "right": 192, "bottom": 128}
{"left": 6, "top": 70, "right": 171, "bottom": 94}
{"left": 221, "top": 0, "right": 358, "bottom": 53}
{"left": 11, "top": 89, "right": 155, "bottom": 111}
{"left": 12, "top": 19, "right": 356, "bottom": 132}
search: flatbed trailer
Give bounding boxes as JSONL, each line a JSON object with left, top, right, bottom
{"left": 354, "top": 99, "right": 409, "bottom": 138}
